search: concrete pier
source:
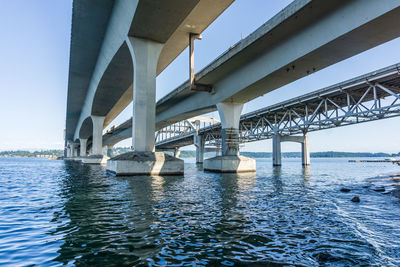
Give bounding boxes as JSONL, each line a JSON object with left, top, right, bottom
{"left": 204, "top": 102, "right": 255, "bottom": 173}
{"left": 273, "top": 134, "right": 310, "bottom": 166}
{"left": 91, "top": 116, "right": 105, "bottom": 155}
{"left": 106, "top": 145, "right": 113, "bottom": 158}
{"left": 70, "top": 142, "right": 78, "bottom": 158}
{"left": 82, "top": 116, "right": 108, "bottom": 164}
{"left": 79, "top": 138, "right": 87, "bottom": 157}
{"left": 65, "top": 141, "right": 81, "bottom": 161}
{"left": 301, "top": 135, "right": 310, "bottom": 166}
{"left": 107, "top": 37, "right": 183, "bottom": 176}
{"left": 66, "top": 143, "right": 72, "bottom": 158}
{"left": 272, "top": 134, "right": 282, "bottom": 166}
{"left": 195, "top": 134, "right": 204, "bottom": 164}
{"left": 174, "top": 148, "right": 181, "bottom": 158}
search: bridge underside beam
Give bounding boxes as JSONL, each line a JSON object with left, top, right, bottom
{"left": 155, "top": 0, "right": 400, "bottom": 129}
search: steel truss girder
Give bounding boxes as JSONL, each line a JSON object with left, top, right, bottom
{"left": 155, "top": 68, "right": 400, "bottom": 148}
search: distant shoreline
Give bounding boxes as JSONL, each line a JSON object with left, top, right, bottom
{"left": 0, "top": 149, "right": 399, "bottom": 159}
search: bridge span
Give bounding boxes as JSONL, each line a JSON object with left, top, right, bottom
{"left": 102, "top": 63, "right": 400, "bottom": 167}
{"left": 65, "top": 0, "right": 400, "bottom": 175}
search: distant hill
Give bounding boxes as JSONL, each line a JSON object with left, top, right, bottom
{"left": 0, "top": 150, "right": 63, "bottom": 158}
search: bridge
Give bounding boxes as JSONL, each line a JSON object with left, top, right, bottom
{"left": 104, "top": 63, "right": 400, "bottom": 166}
{"left": 65, "top": 0, "right": 400, "bottom": 175}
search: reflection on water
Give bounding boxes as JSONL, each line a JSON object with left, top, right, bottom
{"left": 0, "top": 157, "right": 400, "bottom": 266}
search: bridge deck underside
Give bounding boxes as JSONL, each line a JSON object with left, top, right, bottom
{"left": 154, "top": 64, "right": 400, "bottom": 148}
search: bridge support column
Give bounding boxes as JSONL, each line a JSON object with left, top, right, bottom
{"left": 107, "top": 145, "right": 114, "bottom": 158}
{"left": 73, "top": 146, "right": 79, "bottom": 158}
{"left": 79, "top": 138, "right": 87, "bottom": 157}
{"left": 273, "top": 134, "right": 310, "bottom": 166}
{"left": 174, "top": 148, "right": 181, "bottom": 158}
{"left": 91, "top": 116, "right": 105, "bottom": 155}
{"left": 272, "top": 134, "right": 281, "bottom": 166}
{"left": 204, "top": 102, "right": 255, "bottom": 173}
{"left": 107, "top": 37, "right": 183, "bottom": 176}
{"left": 70, "top": 143, "right": 77, "bottom": 157}
{"left": 66, "top": 144, "right": 72, "bottom": 158}
{"left": 195, "top": 134, "right": 204, "bottom": 164}
{"left": 82, "top": 116, "right": 108, "bottom": 165}
{"left": 66, "top": 142, "right": 80, "bottom": 161}
{"left": 301, "top": 135, "right": 310, "bottom": 166}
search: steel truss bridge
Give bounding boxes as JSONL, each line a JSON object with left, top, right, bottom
{"left": 153, "top": 63, "right": 400, "bottom": 150}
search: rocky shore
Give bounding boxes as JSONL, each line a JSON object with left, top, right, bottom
{"left": 367, "top": 173, "right": 400, "bottom": 199}
{"left": 339, "top": 173, "right": 400, "bottom": 201}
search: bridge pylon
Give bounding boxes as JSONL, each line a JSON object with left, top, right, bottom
{"left": 107, "top": 37, "right": 183, "bottom": 176}
{"left": 204, "top": 102, "right": 256, "bottom": 173}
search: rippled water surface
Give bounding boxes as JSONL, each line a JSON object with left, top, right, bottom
{"left": 1, "top": 157, "right": 400, "bottom": 266}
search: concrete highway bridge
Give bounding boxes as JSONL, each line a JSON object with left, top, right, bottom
{"left": 65, "top": 0, "right": 400, "bottom": 175}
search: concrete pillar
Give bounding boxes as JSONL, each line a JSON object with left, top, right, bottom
{"left": 217, "top": 102, "right": 243, "bottom": 156}
{"left": 216, "top": 146, "right": 221, "bottom": 157}
{"left": 195, "top": 134, "right": 204, "bottom": 163}
{"left": 301, "top": 135, "right": 310, "bottom": 166}
{"left": 106, "top": 37, "right": 183, "bottom": 176}
{"left": 70, "top": 142, "right": 77, "bottom": 157}
{"left": 66, "top": 145, "right": 71, "bottom": 158}
{"left": 80, "top": 138, "right": 87, "bottom": 157}
{"left": 203, "top": 102, "right": 255, "bottom": 173}
{"left": 272, "top": 134, "right": 282, "bottom": 166}
{"left": 107, "top": 145, "right": 114, "bottom": 158}
{"left": 174, "top": 148, "right": 181, "bottom": 158}
{"left": 128, "top": 37, "right": 164, "bottom": 152}
{"left": 91, "top": 116, "right": 105, "bottom": 155}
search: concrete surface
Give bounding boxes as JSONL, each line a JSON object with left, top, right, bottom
{"left": 81, "top": 154, "right": 109, "bottom": 165}
{"left": 106, "top": 151, "right": 184, "bottom": 176}
{"left": 204, "top": 155, "right": 256, "bottom": 173}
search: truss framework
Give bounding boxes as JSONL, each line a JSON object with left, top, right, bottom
{"left": 155, "top": 64, "right": 400, "bottom": 148}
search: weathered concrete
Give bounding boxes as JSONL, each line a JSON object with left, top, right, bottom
{"left": 66, "top": 143, "right": 72, "bottom": 158}
{"left": 204, "top": 102, "right": 255, "bottom": 172}
{"left": 194, "top": 134, "right": 204, "bottom": 164}
{"left": 79, "top": 138, "right": 87, "bottom": 157}
{"left": 81, "top": 154, "right": 109, "bottom": 165}
{"left": 106, "top": 152, "right": 184, "bottom": 176}
{"left": 107, "top": 36, "right": 177, "bottom": 175}
{"left": 217, "top": 102, "right": 243, "bottom": 156}
{"left": 174, "top": 148, "right": 181, "bottom": 158}
{"left": 203, "top": 155, "right": 256, "bottom": 173}
{"left": 69, "top": 142, "right": 78, "bottom": 158}
{"left": 106, "top": 145, "right": 114, "bottom": 157}
{"left": 128, "top": 37, "right": 163, "bottom": 151}
{"left": 301, "top": 135, "right": 310, "bottom": 166}
{"left": 272, "top": 134, "right": 282, "bottom": 166}
{"left": 91, "top": 116, "right": 105, "bottom": 155}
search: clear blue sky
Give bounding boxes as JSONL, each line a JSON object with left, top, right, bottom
{"left": 1, "top": 0, "right": 400, "bottom": 153}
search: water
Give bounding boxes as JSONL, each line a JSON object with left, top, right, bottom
{"left": 0, "top": 157, "right": 400, "bottom": 266}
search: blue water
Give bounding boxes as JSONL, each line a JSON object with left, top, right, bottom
{"left": 0, "top": 157, "right": 400, "bottom": 266}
